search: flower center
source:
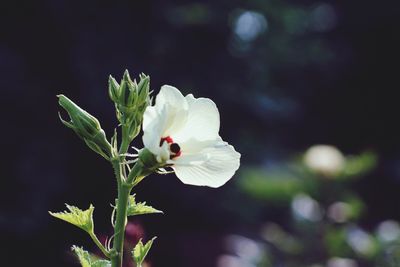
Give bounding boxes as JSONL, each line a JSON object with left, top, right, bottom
{"left": 160, "top": 136, "right": 181, "bottom": 159}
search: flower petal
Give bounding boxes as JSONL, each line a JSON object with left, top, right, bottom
{"left": 155, "top": 85, "right": 189, "bottom": 136}
{"left": 142, "top": 105, "right": 158, "bottom": 131}
{"left": 143, "top": 86, "right": 189, "bottom": 155}
{"left": 171, "top": 138, "right": 241, "bottom": 188}
{"left": 142, "top": 106, "right": 168, "bottom": 154}
{"left": 173, "top": 94, "right": 220, "bottom": 143}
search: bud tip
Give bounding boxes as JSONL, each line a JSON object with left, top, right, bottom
{"left": 123, "top": 69, "right": 131, "bottom": 80}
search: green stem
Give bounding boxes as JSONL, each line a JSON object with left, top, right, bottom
{"left": 111, "top": 130, "right": 150, "bottom": 267}
{"left": 111, "top": 160, "right": 131, "bottom": 267}
{"left": 111, "top": 184, "right": 130, "bottom": 267}
{"left": 119, "top": 125, "right": 130, "bottom": 155}
{"left": 89, "top": 232, "right": 110, "bottom": 258}
{"left": 110, "top": 122, "right": 132, "bottom": 267}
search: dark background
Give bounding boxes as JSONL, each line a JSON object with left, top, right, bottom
{"left": 1, "top": 0, "right": 400, "bottom": 266}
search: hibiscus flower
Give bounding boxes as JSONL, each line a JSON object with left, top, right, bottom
{"left": 142, "top": 85, "right": 240, "bottom": 188}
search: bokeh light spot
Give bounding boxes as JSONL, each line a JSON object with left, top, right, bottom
{"left": 327, "top": 257, "right": 358, "bottom": 267}
{"left": 311, "top": 3, "right": 337, "bottom": 32}
{"left": 224, "top": 235, "right": 263, "bottom": 262}
{"left": 328, "top": 202, "right": 352, "bottom": 223}
{"left": 377, "top": 220, "right": 400, "bottom": 243}
{"left": 233, "top": 10, "right": 267, "bottom": 42}
{"left": 346, "top": 227, "right": 376, "bottom": 256}
{"left": 291, "top": 193, "right": 323, "bottom": 222}
{"left": 217, "top": 255, "right": 256, "bottom": 267}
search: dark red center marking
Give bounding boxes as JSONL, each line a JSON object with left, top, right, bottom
{"left": 160, "top": 136, "right": 174, "bottom": 145}
{"left": 160, "top": 136, "right": 181, "bottom": 159}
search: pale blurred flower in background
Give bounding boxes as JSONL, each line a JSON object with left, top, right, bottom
{"left": 304, "top": 145, "right": 345, "bottom": 176}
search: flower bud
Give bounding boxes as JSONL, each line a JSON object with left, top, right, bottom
{"left": 137, "top": 73, "right": 150, "bottom": 106}
{"left": 108, "top": 75, "right": 120, "bottom": 103}
{"left": 109, "top": 70, "right": 151, "bottom": 142}
{"left": 118, "top": 70, "right": 136, "bottom": 108}
{"left": 58, "top": 94, "right": 111, "bottom": 159}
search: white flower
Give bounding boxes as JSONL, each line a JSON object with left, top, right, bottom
{"left": 142, "top": 85, "right": 240, "bottom": 188}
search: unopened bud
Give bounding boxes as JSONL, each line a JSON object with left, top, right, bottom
{"left": 118, "top": 70, "right": 136, "bottom": 107}
{"left": 58, "top": 94, "right": 111, "bottom": 159}
{"left": 108, "top": 75, "right": 120, "bottom": 103}
{"left": 109, "top": 70, "right": 151, "bottom": 142}
{"left": 137, "top": 74, "right": 150, "bottom": 103}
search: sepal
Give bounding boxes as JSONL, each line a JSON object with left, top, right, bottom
{"left": 84, "top": 135, "right": 111, "bottom": 160}
{"left": 132, "top": 237, "right": 157, "bottom": 267}
{"left": 138, "top": 148, "right": 160, "bottom": 171}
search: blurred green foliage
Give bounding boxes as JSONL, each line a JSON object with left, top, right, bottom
{"left": 229, "top": 145, "right": 399, "bottom": 267}
{"left": 238, "top": 167, "right": 305, "bottom": 203}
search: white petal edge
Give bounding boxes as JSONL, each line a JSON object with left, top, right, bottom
{"left": 156, "top": 85, "right": 188, "bottom": 112}
{"left": 171, "top": 139, "right": 241, "bottom": 188}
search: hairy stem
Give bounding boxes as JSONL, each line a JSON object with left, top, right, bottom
{"left": 111, "top": 185, "right": 130, "bottom": 267}
{"left": 111, "top": 159, "right": 131, "bottom": 267}
{"left": 110, "top": 156, "right": 147, "bottom": 267}
{"left": 119, "top": 125, "right": 130, "bottom": 155}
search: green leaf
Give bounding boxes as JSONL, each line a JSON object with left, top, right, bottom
{"left": 72, "top": 246, "right": 92, "bottom": 267}
{"left": 49, "top": 204, "right": 94, "bottom": 233}
{"left": 132, "top": 237, "right": 157, "bottom": 267}
{"left": 342, "top": 151, "right": 377, "bottom": 178}
{"left": 238, "top": 167, "right": 304, "bottom": 203}
{"left": 125, "top": 194, "right": 163, "bottom": 217}
{"left": 92, "top": 260, "right": 111, "bottom": 267}
{"left": 72, "top": 246, "right": 111, "bottom": 267}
